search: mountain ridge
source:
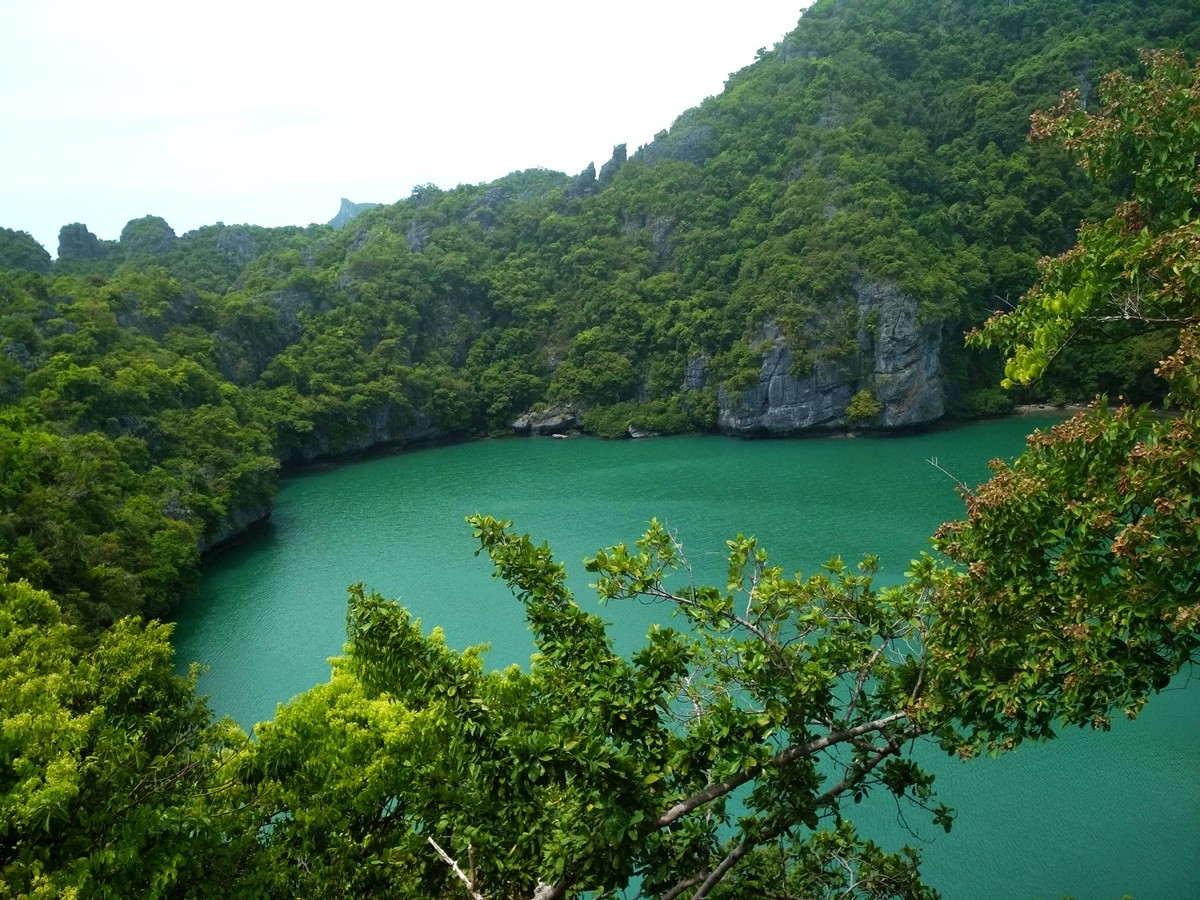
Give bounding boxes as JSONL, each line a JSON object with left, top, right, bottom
{"left": 1, "top": 0, "right": 1198, "bottom": 623}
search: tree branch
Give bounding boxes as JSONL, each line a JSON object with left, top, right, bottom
{"left": 684, "top": 738, "right": 913, "bottom": 900}
{"left": 690, "top": 832, "right": 758, "bottom": 900}
{"left": 427, "top": 837, "right": 485, "bottom": 900}
{"left": 532, "top": 878, "right": 569, "bottom": 900}
{"left": 845, "top": 640, "right": 889, "bottom": 721}
{"left": 658, "top": 871, "right": 709, "bottom": 900}
{"left": 655, "top": 712, "right": 910, "bottom": 829}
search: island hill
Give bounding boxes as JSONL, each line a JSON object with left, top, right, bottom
{"left": 0, "top": 0, "right": 1195, "bottom": 628}
{"left": 2, "top": 0, "right": 1200, "bottom": 896}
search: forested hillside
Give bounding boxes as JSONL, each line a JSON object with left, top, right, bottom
{"left": 2, "top": 0, "right": 1200, "bottom": 895}
{"left": 2, "top": 0, "right": 1196, "bottom": 627}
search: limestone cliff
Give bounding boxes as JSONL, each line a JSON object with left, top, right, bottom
{"left": 286, "top": 408, "right": 454, "bottom": 464}
{"left": 634, "top": 110, "right": 718, "bottom": 167}
{"left": 328, "top": 198, "right": 382, "bottom": 230}
{"left": 565, "top": 163, "right": 598, "bottom": 199}
{"left": 57, "top": 223, "right": 111, "bottom": 261}
{"left": 598, "top": 144, "right": 627, "bottom": 185}
{"left": 714, "top": 282, "right": 943, "bottom": 435}
{"left": 857, "top": 282, "right": 944, "bottom": 428}
{"left": 510, "top": 405, "right": 581, "bottom": 436}
{"left": 119, "top": 215, "right": 177, "bottom": 256}
{"left": 198, "top": 499, "right": 275, "bottom": 554}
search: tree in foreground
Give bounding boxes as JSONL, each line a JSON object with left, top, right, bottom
{"left": 248, "top": 520, "right": 948, "bottom": 898}
{"left": 929, "top": 50, "right": 1200, "bottom": 754}
{"left": 0, "top": 563, "right": 257, "bottom": 898}
{"left": 3, "top": 50, "right": 1198, "bottom": 900}
{"left": 244, "top": 51, "right": 1200, "bottom": 898}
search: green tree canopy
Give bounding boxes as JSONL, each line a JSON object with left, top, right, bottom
{"left": 0, "top": 563, "right": 258, "bottom": 897}
{"left": 2, "top": 8, "right": 1200, "bottom": 899}
{"left": 930, "top": 49, "right": 1200, "bottom": 754}
{"left": 0, "top": 229, "right": 51, "bottom": 275}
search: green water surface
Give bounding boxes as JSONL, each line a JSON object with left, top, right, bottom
{"left": 173, "top": 415, "right": 1199, "bottom": 899}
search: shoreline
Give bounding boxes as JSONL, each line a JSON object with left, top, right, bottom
{"left": 199, "top": 406, "right": 1078, "bottom": 561}
{"left": 1013, "top": 403, "right": 1088, "bottom": 415}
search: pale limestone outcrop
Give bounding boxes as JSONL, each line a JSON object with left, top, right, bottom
{"left": 713, "top": 282, "right": 943, "bottom": 435}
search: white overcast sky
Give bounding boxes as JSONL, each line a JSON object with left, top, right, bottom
{"left": 1, "top": 1, "right": 814, "bottom": 256}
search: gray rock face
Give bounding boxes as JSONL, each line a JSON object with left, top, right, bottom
{"left": 634, "top": 110, "right": 718, "bottom": 167}
{"left": 714, "top": 282, "right": 943, "bottom": 435}
{"left": 627, "top": 424, "right": 659, "bottom": 439}
{"left": 598, "top": 144, "right": 627, "bottom": 185}
{"left": 119, "top": 215, "right": 177, "bottom": 256}
{"left": 215, "top": 226, "right": 259, "bottom": 262}
{"left": 469, "top": 187, "right": 507, "bottom": 229}
{"left": 566, "top": 163, "right": 598, "bottom": 199}
{"left": 857, "top": 282, "right": 944, "bottom": 428}
{"left": 649, "top": 217, "right": 675, "bottom": 266}
{"left": 717, "top": 342, "right": 855, "bottom": 435}
{"left": 620, "top": 212, "right": 675, "bottom": 267}
{"left": 199, "top": 500, "right": 274, "bottom": 554}
{"left": 510, "top": 405, "right": 581, "bottom": 436}
{"left": 406, "top": 217, "right": 431, "bottom": 252}
{"left": 684, "top": 357, "right": 707, "bottom": 390}
{"left": 329, "top": 198, "right": 382, "bottom": 230}
{"left": 289, "top": 407, "right": 451, "bottom": 463}
{"left": 113, "top": 283, "right": 197, "bottom": 339}
{"left": 215, "top": 289, "right": 327, "bottom": 384}
{"left": 57, "top": 223, "right": 109, "bottom": 260}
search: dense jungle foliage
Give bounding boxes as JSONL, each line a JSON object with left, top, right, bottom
{"left": 2, "top": 0, "right": 1199, "bottom": 896}
{"left": 2, "top": 0, "right": 1197, "bottom": 627}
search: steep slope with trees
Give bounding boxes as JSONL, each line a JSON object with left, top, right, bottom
{"left": 1, "top": 4, "right": 1199, "bottom": 895}
{"left": 928, "top": 48, "right": 1200, "bottom": 751}
{"left": 2, "top": 0, "right": 1197, "bottom": 627}
{"left": 246, "top": 47, "right": 1200, "bottom": 896}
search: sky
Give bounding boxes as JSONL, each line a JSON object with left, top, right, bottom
{"left": 1, "top": 1, "right": 815, "bottom": 257}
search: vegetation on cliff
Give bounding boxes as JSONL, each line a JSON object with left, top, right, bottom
{"left": 1, "top": 0, "right": 1196, "bottom": 625}
{"left": 1, "top": 1, "right": 1198, "bottom": 895}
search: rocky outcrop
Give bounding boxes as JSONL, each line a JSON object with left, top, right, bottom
{"left": 406, "top": 217, "right": 431, "bottom": 252}
{"left": 713, "top": 282, "right": 943, "bottom": 435}
{"left": 717, "top": 344, "right": 854, "bottom": 435}
{"left": 510, "top": 405, "right": 581, "bottom": 436}
{"left": 329, "top": 198, "right": 382, "bottom": 230}
{"left": 634, "top": 110, "right": 718, "bottom": 167}
{"left": 627, "top": 424, "right": 659, "bottom": 439}
{"left": 598, "top": 144, "right": 627, "bottom": 185}
{"left": 57, "top": 223, "right": 110, "bottom": 261}
{"left": 469, "top": 186, "right": 507, "bottom": 229}
{"left": 620, "top": 212, "right": 675, "bottom": 267}
{"left": 684, "top": 357, "right": 707, "bottom": 390}
{"left": 857, "top": 282, "right": 944, "bottom": 428}
{"left": 113, "top": 284, "right": 197, "bottom": 340}
{"left": 215, "top": 288, "right": 329, "bottom": 384}
{"left": 288, "top": 407, "right": 453, "bottom": 464}
{"left": 214, "top": 226, "right": 259, "bottom": 262}
{"left": 566, "top": 163, "right": 598, "bottom": 199}
{"left": 119, "top": 215, "right": 177, "bottom": 256}
{"left": 652, "top": 218, "right": 675, "bottom": 266}
{"left": 199, "top": 500, "right": 274, "bottom": 554}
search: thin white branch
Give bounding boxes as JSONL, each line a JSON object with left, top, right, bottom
{"left": 926, "top": 456, "right": 969, "bottom": 492}
{"left": 427, "top": 836, "right": 486, "bottom": 900}
{"left": 656, "top": 711, "right": 911, "bottom": 829}
{"left": 846, "top": 641, "right": 889, "bottom": 722}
